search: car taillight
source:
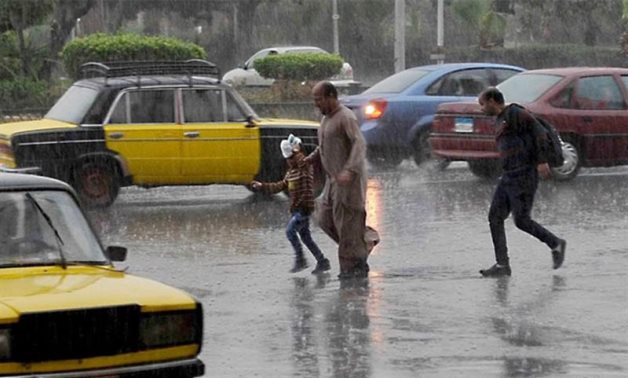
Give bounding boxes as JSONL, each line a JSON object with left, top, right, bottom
{"left": 364, "top": 99, "right": 387, "bottom": 120}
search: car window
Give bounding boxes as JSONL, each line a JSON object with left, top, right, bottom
{"left": 109, "top": 89, "right": 175, "bottom": 124}
{"left": 549, "top": 82, "right": 576, "bottom": 109}
{"left": 622, "top": 75, "right": 628, "bottom": 91}
{"left": 364, "top": 69, "right": 430, "bottom": 94}
{"left": 226, "top": 91, "right": 247, "bottom": 121}
{"left": 498, "top": 73, "right": 563, "bottom": 103}
{"left": 0, "top": 191, "right": 106, "bottom": 267}
{"left": 246, "top": 50, "right": 271, "bottom": 69}
{"left": 492, "top": 68, "right": 521, "bottom": 85}
{"left": 575, "top": 76, "right": 625, "bottom": 110}
{"left": 426, "top": 69, "right": 490, "bottom": 96}
{"left": 45, "top": 84, "right": 100, "bottom": 124}
{"left": 183, "top": 88, "right": 225, "bottom": 122}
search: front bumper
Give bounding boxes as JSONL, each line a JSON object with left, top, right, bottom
{"left": 0, "top": 166, "right": 41, "bottom": 174}
{"left": 2, "top": 358, "right": 205, "bottom": 378}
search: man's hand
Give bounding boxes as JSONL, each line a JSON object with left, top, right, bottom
{"left": 250, "top": 180, "right": 262, "bottom": 190}
{"left": 537, "top": 162, "right": 552, "bottom": 179}
{"left": 336, "top": 169, "right": 353, "bottom": 186}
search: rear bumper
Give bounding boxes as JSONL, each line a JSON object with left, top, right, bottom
{"left": 2, "top": 358, "right": 205, "bottom": 378}
{"left": 429, "top": 134, "right": 498, "bottom": 160}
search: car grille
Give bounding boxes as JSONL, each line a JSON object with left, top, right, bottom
{"left": 13, "top": 305, "right": 141, "bottom": 362}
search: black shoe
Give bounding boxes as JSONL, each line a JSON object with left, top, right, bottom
{"left": 290, "top": 258, "right": 308, "bottom": 273}
{"left": 479, "top": 263, "right": 511, "bottom": 277}
{"left": 311, "top": 258, "right": 331, "bottom": 274}
{"left": 552, "top": 239, "right": 566, "bottom": 269}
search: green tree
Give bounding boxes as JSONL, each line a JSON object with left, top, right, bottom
{"left": 623, "top": 0, "right": 628, "bottom": 30}
{"left": 48, "top": 0, "right": 95, "bottom": 79}
{"left": 0, "top": 0, "right": 53, "bottom": 77}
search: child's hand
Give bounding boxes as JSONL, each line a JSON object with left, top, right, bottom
{"left": 251, "top": 181, "right": 262, "bottom": 190}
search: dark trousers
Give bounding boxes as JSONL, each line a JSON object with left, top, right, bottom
{"left": 488, "top": 170, "right": 560, "bottom": 266}
{"left": 286, "top": 211, "right": 324, "bottom": 262}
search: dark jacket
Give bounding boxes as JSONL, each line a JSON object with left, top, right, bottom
{"left": 495, "top": 104, "right": 550, "bottom": 174}
{"left": 257, "top": 150, "right": 316, "bottom": 215}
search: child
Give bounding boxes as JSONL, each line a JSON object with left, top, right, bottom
{"left": 251, "top": 134, "right": 330, "bottom": 274}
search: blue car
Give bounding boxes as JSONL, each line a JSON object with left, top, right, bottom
{"left": 341, "top": 63, "right": 525, "bottom": 167}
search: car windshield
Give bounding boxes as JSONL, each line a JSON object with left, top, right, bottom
{"left": 363, "top": 69, "right": 430, "bottom": 94}
{"left": 498, "top": 73, "right": 563, "bottom": 103}
{"left": 45, "top": 84, "right": 100, "bottom": 124}
{"left": 0, "top": 190, "right": 107, "bottom": 267}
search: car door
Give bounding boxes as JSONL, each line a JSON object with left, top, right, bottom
{"left": 179, "top": 87, "right": 260, "bottom": 183}
{"left": 570, "top": 75, "right": 628, "bottom": 164}
{"left": 105, "top": 88, "right": 181, "bottom": 184}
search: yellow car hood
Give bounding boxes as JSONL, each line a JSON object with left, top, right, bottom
{"left": 0, "top": 266, "right": 197, "bottom": 323}
{"left": 258, "top": 118, "right": 319, "bottom": 127}
{"left": 0, "top": 118, "right": 76, "bottom": 138}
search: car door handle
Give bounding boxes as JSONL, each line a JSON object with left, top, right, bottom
{"left": 184, "top": 131, "right": 200, "bottom": 138}
{"left": 109, "top": 132, "right": 124, "bottom": 139}
{"left": 582, "top": 116, "right": 593, "bottom": 123}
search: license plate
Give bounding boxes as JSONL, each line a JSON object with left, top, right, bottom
{"left": 454, "top": 117, "right": 473, "bottom": 133}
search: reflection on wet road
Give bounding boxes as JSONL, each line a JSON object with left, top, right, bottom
{"left": 91, "top": 162, "right": 628, "bottom": 377}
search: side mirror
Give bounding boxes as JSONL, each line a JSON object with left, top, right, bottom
{"left": 245, "top": 115, "right": 256, "bottom": 128}
{"left": 106, "top": 245, "right": 127, "bottom": 262}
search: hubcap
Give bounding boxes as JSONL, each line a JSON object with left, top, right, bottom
{"left": 552, "top": 142, "right": 579, "bottom": 176}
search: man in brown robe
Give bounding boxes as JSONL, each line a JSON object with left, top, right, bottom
{"left": 308, "top": 81, "right": 379, "bottom": 279}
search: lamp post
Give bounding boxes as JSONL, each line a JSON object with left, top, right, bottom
{"left": 430, "top": 0, "right": 445, "bottom": 64}
{"left": 332, "top": 0, "right": 340, "bottom": 54}
{"left": 394, "top": 0, "right": 406, "bottom": 72}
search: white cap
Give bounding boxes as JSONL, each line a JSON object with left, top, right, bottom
{"left": 280, "top": 139, "right": 293, "bottom": 158}
{"left": 287, "top": 134, "right": 302, "bottom": 148}
{"left": 281, "top": 134, "right": 302, "bottom": 158}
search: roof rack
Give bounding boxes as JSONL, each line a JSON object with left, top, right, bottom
{"left": 79, "top": 60, "right": 220, "bottom": 84}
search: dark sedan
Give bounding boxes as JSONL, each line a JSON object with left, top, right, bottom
{"left": 430, "top": 67, "right": 628, "bottom": 180}
{"left": 340, "top": 63, "right": 524, "bottom": 167}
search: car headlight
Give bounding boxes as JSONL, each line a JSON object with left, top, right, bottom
{"left": 138, "top": 307, "right": 202, "bottom": 349}
{"left": 0, "top": 328, "right": 11, "bottom": 360}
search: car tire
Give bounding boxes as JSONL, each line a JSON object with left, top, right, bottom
{"left": 551, "top": 137, "right": 580, "bottom": 181}
{"left": 73, "top": 160, "right": 120, "bottom": 208}
{"left": 412, "top": 131, "right": 431, "bottom": 166}
{"left": 468, "top": 159, "right": 501, "bottom": 179}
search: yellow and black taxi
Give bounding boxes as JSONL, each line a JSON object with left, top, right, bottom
{"left": 0, "top": 60, "right": 321, "bottom": 207}
{"left": 0, "top": 172, "right": 204, "bottom": 377}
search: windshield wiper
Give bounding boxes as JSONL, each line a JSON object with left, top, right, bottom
{"left": 25, "top": 193, "right": 67, "bottom": 269}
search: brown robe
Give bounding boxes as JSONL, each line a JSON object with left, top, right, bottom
{"left": 309, "top": 105, "right": 379, "bottom": 273}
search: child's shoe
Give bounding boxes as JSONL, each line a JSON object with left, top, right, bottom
{"left": 311, "top": 258, "right": 331, "bottom": 274}
{"left": 290, "top": 258, "right": 308, "bottom": 273}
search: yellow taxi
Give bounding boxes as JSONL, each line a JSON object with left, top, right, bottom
{"left": 0, "top": 172, "right": 204, "bottom": 377}
{"left": 0, "top": 60, "right": 321, "bottom": 207}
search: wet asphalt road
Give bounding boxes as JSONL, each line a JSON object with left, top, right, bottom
{"left": 89, "top": 162, "right": 628, "bottom": 378}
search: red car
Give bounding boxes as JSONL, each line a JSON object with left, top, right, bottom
{"left": 430, "top": 67, "right": 628, "bottom": 180}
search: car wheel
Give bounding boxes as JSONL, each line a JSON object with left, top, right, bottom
{"left": 367, "top": 150, "right": 403, "bottom": 169}
{"left": 412, "top": 131, "right": 431, "bottom": 166}
{"left": 468, "top": 160, "right": 501, "bottom": 179}
{"left": 425, "top": 158, "right": 451, "bottom": 172}
{"left": 551, "top": 137, "right": 580, "bottom": 181}
{"left": 74, "top": 160, "right": 120, "bottom": 208}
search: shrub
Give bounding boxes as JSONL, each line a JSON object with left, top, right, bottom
{"left": 254, "top": 53, "right": 343, "bottom": 81}
{"left": 0, "top": 79, "right": 49, "bottom": 109}
{"left": 61, "top": 33, "right": 207, "bottom": 79}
